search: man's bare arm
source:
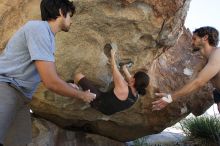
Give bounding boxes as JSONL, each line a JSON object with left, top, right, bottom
{"left": 35, "top": 60, "right": 96, "bottom": 103}
{"left": 172, "top": 50, "right": 220, "bottom": 100}
{"left": 152, "top": 49, "right": 220, "bottom": 110}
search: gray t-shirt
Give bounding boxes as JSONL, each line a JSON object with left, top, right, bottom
{"left": 0, "top": 20, "right": 55, "bottom": 98}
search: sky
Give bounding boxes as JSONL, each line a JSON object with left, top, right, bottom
{"left": 185, "top": 0, "right": 220, "bottom": 115}
{"left": 185, "top": 0, "right": 220, "bottom": 48}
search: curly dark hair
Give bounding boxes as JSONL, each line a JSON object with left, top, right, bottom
{"left": 134, "top": 71, "right": 149, "bottom": 96}
{"left": 40, "top": 0, "right": 75, "bottom": 21}
{"left": 193, "top": 26, "right": 219, "bottom": 47}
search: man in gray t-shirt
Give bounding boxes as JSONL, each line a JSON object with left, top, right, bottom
{"left": 0, "top": 0, "right": 96, "bottom": 146}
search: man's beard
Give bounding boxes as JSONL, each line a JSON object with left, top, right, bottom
{"left": 62, "top": 27, "right": 70, "bottom": 32}
{"left": 61, "top": 24, "right": 70, "bottom": 32}
{"left": 192, "top": 47, "right": 200, "bottom": 52}
{"left": 192, "top": 44, "right": 200, "bottom": 52}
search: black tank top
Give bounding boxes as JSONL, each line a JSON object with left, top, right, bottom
{"left": 90, "top": 87, "right": 138, "bottom": 115}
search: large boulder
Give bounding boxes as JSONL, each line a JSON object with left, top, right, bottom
{"left": 0, "top": 0, "right": 214, "bottom": 142}
{"left": 28, "top": 118, "right": 125, "bottom": 146}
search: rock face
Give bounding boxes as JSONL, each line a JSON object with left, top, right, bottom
{"left": 0, "top": 0, "right": 40, "bottom": 51}
{"left": 0, "top": 0, "right": 214, "bottom": 142}
{"left": 28, "top": 118, "right": 125, "bottom": 146}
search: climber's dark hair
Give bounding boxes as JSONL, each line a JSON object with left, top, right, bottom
{"left": 40, "top": 0, "right": 75, "bottom": 21}
{"left": 134, "top": 71, "right": 149, "bottom": 95}
{"left": 193, "top": 26, "right": 219, "bottom": 47}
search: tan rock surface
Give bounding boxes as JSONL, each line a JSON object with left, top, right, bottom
{"left": 28, "top": 117, "right": 125, "bottom": 146}
{"left": 0, "top": 0, "right": 213, "bottom": 142}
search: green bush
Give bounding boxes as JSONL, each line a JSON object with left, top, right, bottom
{"left": 180, "top": 116, "right": 220, "bottom": 145}
{"left": 133, "top": 137, "right": 150, "bottom": 146}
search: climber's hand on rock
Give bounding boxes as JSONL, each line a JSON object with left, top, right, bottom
{"left": 110, "top": 48, "right": 116, "bottom": 58}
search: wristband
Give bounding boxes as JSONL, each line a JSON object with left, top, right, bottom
{"left": 162, "top": 94, "right": 173, "bottom": 103}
